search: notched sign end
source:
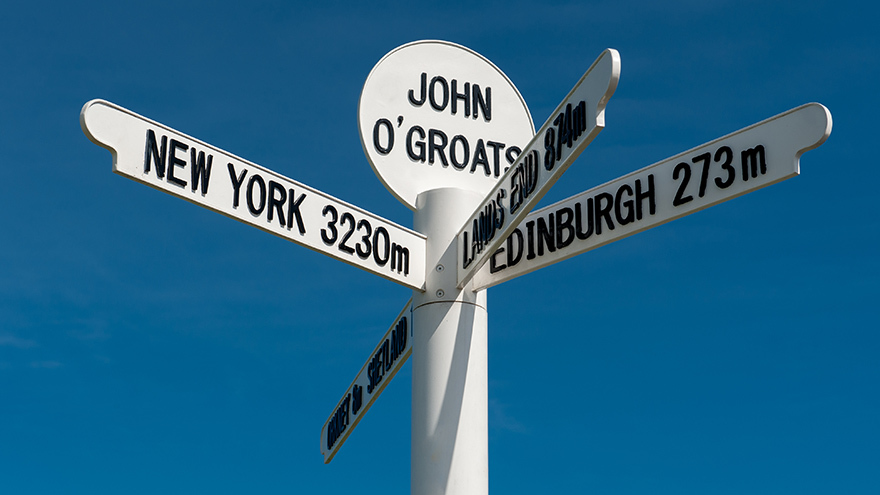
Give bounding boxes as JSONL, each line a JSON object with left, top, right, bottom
{"left": 593, "top": 48, "right": 622, "bottom": 130}
{"left": 763, "top": 102, "right": 832, "bottom": 176}
{"left": 80, "top": 99, "right": 119, "bottom": 167}
{"left": 797, "top": 102, "right": 833, "bottom": 157}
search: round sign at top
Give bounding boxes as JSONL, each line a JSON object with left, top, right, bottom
{"left": 359, "top": 40, "right": 535, "bottom": 210}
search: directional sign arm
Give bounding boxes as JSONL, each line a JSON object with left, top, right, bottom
{"left": 455, "top": 49, "right": 621, "bottom": 288}
{"left": 471, "top": 102, "right": 833, "bottom": 290}
{"left": 321, "top": 299, "right": 413, "bottom": 463}
{"left": 81, "top": 99, "right": 426, "bottom": 290}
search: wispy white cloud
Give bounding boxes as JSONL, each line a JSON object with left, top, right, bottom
{"left": 0, "top": 334, "right": 38, "bottom": 349}
{"left": 29, "top": 361, "right": 62, "bottom": 369}
{"left": 68, "top": 326, "right": 110, "bottom": 341}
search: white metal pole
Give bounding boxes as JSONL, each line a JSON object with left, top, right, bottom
{"left": 412, "top": 188, "right": 489, "bottom": 495}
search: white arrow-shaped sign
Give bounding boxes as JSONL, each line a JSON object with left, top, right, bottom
{"left": 471, "top": 103, "right": 832, "bottom": 290}
{"left": 456, "top": 49, "right": 620, "bottom": 288}
{"left": 81, "top": 100, "right": 427, "bottom": 290}
{"left": 321, "top": 299, "right": 413, "bottom": 463}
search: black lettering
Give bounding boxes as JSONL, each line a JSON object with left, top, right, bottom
{"left": 406, "top": 126, "right": 426, "bottom": 162}
{"left": 525, "top": 220, "right": 536, "bottom": 260}
{"left": 144, "top": 129, "right": 167, "bottom": 178}
{"left": 167, "top": 139, "right": 188, "bottom": 188}
{"left": 572, "top": 100, "right": 587, "bottom": 138}
{"left": 495, "top": 190, "right": 506, "bottom": 232}
{"left": 352, "top": 384, "right": 363, "bottom": 415}
{"left": 356, "top": 219, "right": 372, "bottom": 259}
{"left": 408, "top": 72, "right": 427, "bottom": 106}
{"left": 554, "top": 105, "right": 572, "bottom": 155}
{"left": 327, "top": 420, "right": 334, "bottom": 450}
{"left": 338, "top": 213, "right": 356, "bottom": 254}
{"left": 478, "top": 209, "right": 490, "bottom": 246}
{"left": 390, "top": 332, "right": 398, "bottom": 362}
{"left": 246, "top": 174, "right": 266, "bottom": 216}
{"left": 489, "top": 245, "right": 506, "bottom": 273}
{"left": 267, "top": 180, "right": 287, "bottom": 226}
{"left": 575, "top": 198, "right": 594, "bottom": 240}
{"left": 470, "top": 218, "right": 482, "bottom": 257}
{"left": 450, "top": 135, "right": 469, "bottom": 170}
{"left": 428, "top": 129, "right": 448, "bottom": 166}
{"left": 451, "top": 80, "right": 470, "bottom": 117}
{"left": 505, "top": 146, "right": 521, "bottom": 167}
{"left": 287, "top": 190, "right": 307, "bottom": 235}
{"left": 487, "top": 141, "right": 505, "bottom": 177}
{"left": 556, "top": 207, "right": 575, "bottom": 249}
{"left": 672, "top": 162, "right": 693, "bottom": 207}
{"left": 614, "top": 184, "right": 635, "bottom": 226}
{"left": 373, "top": 119, "right": 394, "bottom": 155}
{"left": 635, "top": 175, "right": 656, "bottom": 220}
{"left": 321, "top": 204, "right": 338, "bottom": 245}
{"left": 507, "top": 228, "right": 524, "bottom": 267}
{"left": 523, "top": 150, "right": 538, "bottom": 197}
{"left": 509, "top": 165, "right": 523, "bottom": 215}
{"left": 693, "top": 152, "right": 712, "bottom": 198}
{"left": 228, "top": 163, "right": 247, "bottom": 208}
{"left": 368, "top": 353, "right": 382, "bottom": 393}
{"left": 536, "top": 214, "right": 555, "bottom": 256}
{"left": 508, "top": 151, "right": 539, "bottom": 216}
{"left": 473, "top": 84, "right": 491, "bottom": 122}
{"left": 373, "top": 227, "right": 390, "bottom": 266}
{"left": 544, "top": 127, "right": 556, "bottom": 171}
{"left": 595, "top": 192, "right": 615, "bottom": 235}
{"left": 714, "top": 146, "right": 735, "bottom": 189}
{"left": 391, "top": 243, "right": 409, "bottom": 275}
{"left": 471, "top": 139, "right": 490, "bottom": 176}
{"left": 399, "top": 318, "right": 407, "bottom": 352}
{"left": 741, "top": 145, "right": 767, "bottom": 180}
{"left": 462, "top": 230, "right": 473, "bottom": 269}
{"left": 429, "top": 76, "right": 449, "bottom": 111}
{"left": 189, "top": 147, "right": 212, "bottom": 195}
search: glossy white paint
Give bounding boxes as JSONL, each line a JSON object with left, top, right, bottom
{"left": 81, "top": 39, "right": 834, "bottom": 495}
{"left": 81, "top": 99, "right": 427, "bottom": 290}
{"left": 321, "top": 299, "right": 413, "bottom": 464}
{"left": 456, "top": 49, "right": 621, "bottom": 288}
{"left": 359, "top": 40, "right": 535, "bottom": 210}
{"left": 411, "top": 188, "right": 488, "bottom": 495}
{"left": 471, "top": 103, "right": 833, "bottom": 290}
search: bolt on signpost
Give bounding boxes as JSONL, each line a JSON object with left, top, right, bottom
{"left": 82, "top": 39, "right": 831, "bottom": 495}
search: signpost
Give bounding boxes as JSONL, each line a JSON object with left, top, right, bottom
{"left": 81, "top": 99, "right": 427, "bottom": 290}
{"left": 321, "top": 300, "right": 414, "bottom": 463}
{"left": 455, "top": 48, "right": 620, "bottom": 288}
{"left": 83, "top": 39, "right": 832, "bottom": 495}
{"left": 471, "top": 103, "right": 832, "bottom": 290}
{"left": 359, "top": 40, "right": 535, "bottom": 210}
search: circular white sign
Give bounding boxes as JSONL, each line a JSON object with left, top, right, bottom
{"left": 359, "top": 40, "right": 535, "bottom": 210}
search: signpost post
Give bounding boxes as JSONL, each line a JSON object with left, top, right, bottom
{"left": 82, "top": 39, "right": 832, "bottom": 495}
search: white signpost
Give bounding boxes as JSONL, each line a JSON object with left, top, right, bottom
{"left": 83, "top": 39, "right": 832, "bottom": 495}
{"left": 359, "top": 40, "right": 535, "bottom": 210}
{"left": 471, "top": 103, "right": 833, "bottom": 290}
{"left": 456, "top": 48, "right": 620, "bottom": 288}
{"left": 321, "top": 300, "right": 414, "bottom": 463}
{"left": 81, "top": 99, "right": 427, "bottom": 290}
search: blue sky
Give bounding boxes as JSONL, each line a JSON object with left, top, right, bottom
{"left": 2, "top": 1, "right": 877, "bottom": 494}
